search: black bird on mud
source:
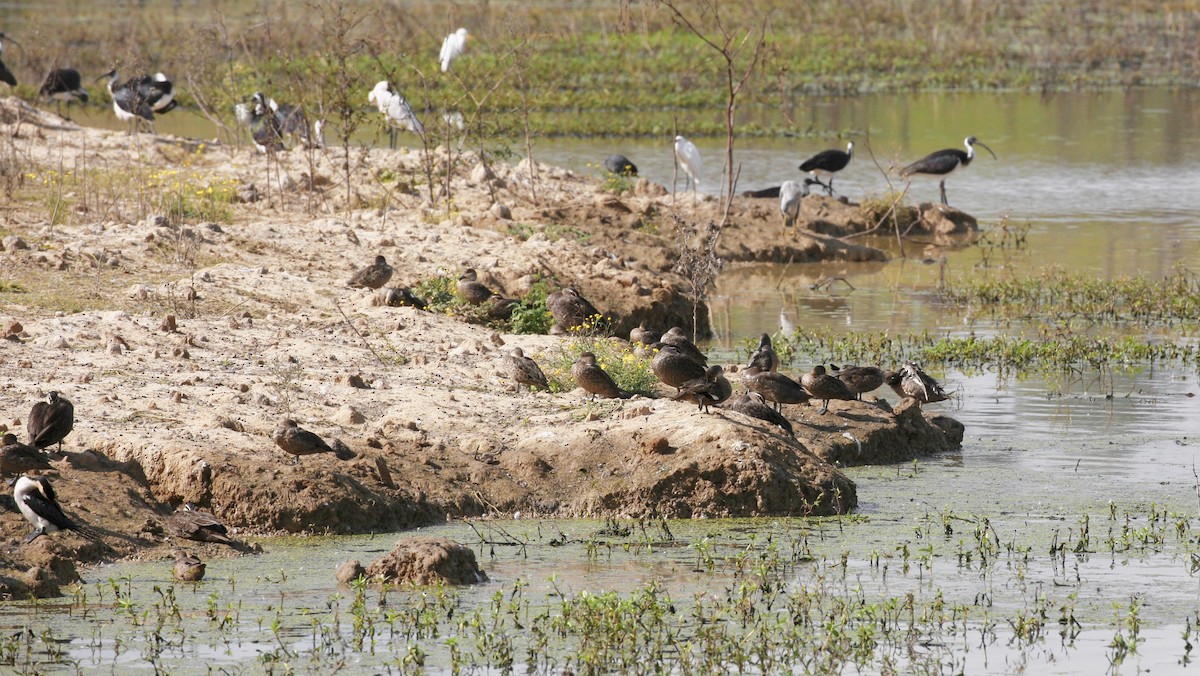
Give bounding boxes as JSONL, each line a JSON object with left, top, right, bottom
{"left": 833, "top": 364, "right": 885, "bottom": 400}
{"left": 166, "top": 503, "right": 237, "bottom": 546}
{"left": 547, "top": 287, "right": 604, "bottom": 335}
{"left": 504, "top": 347, "right": 550, "bottom": 392}
{"left": 12, "top": 475, "right": 82, "bottom": 543}
{"left": 742, "top": 367, "right": 811, "bottom": 413}
{"left": 603, "top": 154, "right": 638, "bottom": 176}
{"left": 672, "top": 364, "right": 732, "bottom": 412}
{"left": 28, "top": 391, "right": 74, "bottom": 452}
{"left": 884, "top": 362, "right": 950, "bottom": 406}
{"left": 799, "top": 141, "right": 853, "bottom": 196}
{"left": 724, "top": 391, "right": 794, "bottom": 437}
{"left": 39, "top": 68, "right": 89, "bottom": 116}
{"left": 747, "top": 333, "right": 779, "bottom": 373}
{"left": 347, "top": 254, "right": 394, "bottom": 290}
{"left": 273, "top": 419, "right": 356, "bottom": 464}
{"left": 572, "top": 352, "right": 632, "bottom": 400}
{"left": 900, "top": 136, "right": 996, "bottom": 206}
{"left": 800, "top": 365, "right": 857, "bottom": 415}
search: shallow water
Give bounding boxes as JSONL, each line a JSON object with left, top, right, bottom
{"left": 12, "top": 91, "right": 1200, "bottom": 672}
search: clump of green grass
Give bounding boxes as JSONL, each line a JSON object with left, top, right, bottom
{"left": 510, "top": 279, "right": 554, "bottom": 335}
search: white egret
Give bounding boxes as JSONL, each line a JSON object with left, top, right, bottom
{"left": 439, "top": 28, "right": 469, "bottom": 72}
{"left": 368, "top": 80, "right": 424, "bottom": 149}
{"left": 779, "top": 180, "right": 807, "bottom": 228}
{"left": 673, "top": 135, "right": 702, "bottom": 193}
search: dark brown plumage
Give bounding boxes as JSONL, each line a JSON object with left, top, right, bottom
{"left": 629, "top": 321, "right": 661, "bottom": 347}
{"left": 0, "top": 433, "right": 51, "bottom": 475}
{"left": 834, "top": 364, "right": 885, "bottom": 400}
{"left": 166, "top": 504, "right": 236, "bottom": 546}
{"left": 884, "top": 362, "right": 950, "bottom": 405}
{"left": 724, "top": 391, "right": 794, "bottom": 436}
{"left": 747, "top": 333, "right": 779, "bottom": 372}
{"left": 572, "top": 352, "right": 631, "bottom": 400}
{"left": 347, "top": 255, "right": 394, "bottom": 289}
{"left": 486, "top": 296, "right": 520, "bottom": 321}
{"left": 273, "top": 419, "right": 356, "bottom": 463}
{"left": 800, "top": 365, "right": 857, "bottom": 415}
{"left": 505, "top": 347, "right": 550, "bottom": 391}
{"left": 651, "top": 343, "right": 707, "bottom": 390}
{"left": 672, "top": 364, "right": 732, "bottom": 412}
{"left": 661, "top": 326, "right": 707, "bottom": 367}
{"left": 547, "top": 287, "right": 604, "bottom": 334}
{"left": 742, "top": 368, "right": 810, "bottom": 412}
{"left": 173, "top": 549, "right": 206, "bottom": 582}
{"left": 28, "top": 391, "right": 74, "bottom": 452}
{"left": 376, "top": 286, "right": 428, "bottom": 310}
{"left": 457, "top": 268, "right": 495, "bottom": 305}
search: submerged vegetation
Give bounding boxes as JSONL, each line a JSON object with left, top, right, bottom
{"left": 7, "top": 502, "right": 1200, "bottom": 672}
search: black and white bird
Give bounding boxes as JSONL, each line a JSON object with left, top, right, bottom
{"left": 603, "top": 154, "right": 638, "bottom": 177}
{"left": 12, "top": 475, "right": 81, "bottom": 543}
{"left": 247, "top": 92, "right": 285, "bottom": 152}
{"left": 799, "top": 141, "right": 853, "bottom": 196}
{"left": 0, "top": 33, "right": 19, "bottom": 87}
{"left": 28, "top": 391, "right": 74, "bottom": 452}
{"left": 97, "top": 70, "right": 173, "bottom": 132}
{"left": 247, "top": 92, "right": 321, "bottom": 152}
{"left": 439, "top": 28, "right": 469, "bottom": 72}
{"left": 900, "top": 135, "right": 996, "bottom": 206}
{"left": 368, "top": 80, "right": 424, "bottom": 149}
{"left": 39, "top": 68, "right": 89, "bottom": 116}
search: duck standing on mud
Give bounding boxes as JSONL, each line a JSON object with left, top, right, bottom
{"left": 742, "top": 367, "right": 810, "bottom": 412}
{"left": 661, "top": 326, "right": 708, "bottom": 367}
{"left": 652, "top": 343, "right": 707, "bottom": 392}
{"left": 273, "top": 419, "right": 356, "bottom": 464}
{"left": 28, "top": 391, "right": 74, "bottom": 453}
{"left": 884, "top": 362, "right": 950, "bottom": 406}
{"left": 833, "top": 364, "right": 885, "bottom": 400}
{"left": 347, "top": 255, "right": 394, "bottom": 289}
{"left": 747, "top": 333, "right": 780, "bottom": 372}
{"left": 800, "top": 365, "right": 857, "bottom": 415}
{"left": 573, "top": 352, "right": 632, "bottom": 400}
{"left": 673, "top": 364, "right": 732, "bottom": 412}
{"left": 505, "top": 347, "right": 550, "bottom": 392}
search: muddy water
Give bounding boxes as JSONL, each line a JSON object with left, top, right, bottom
{"left": 11, "top": 91, "right": 1200, "bottom": 672}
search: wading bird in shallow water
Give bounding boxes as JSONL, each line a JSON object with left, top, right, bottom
{"left": 900, "top": 135, "right": 996, "bottom": 206}
{"left": 12, "top": 475, "right": 81, "bottom": 543}
{"left": 173, "top": 549, "right": 205, "bottom": 581}
{"left": 673, "top": 135, "right": 702, "bottom": 194}
{"left": 439, "top": 28, "right": 469, "bottom": 72}
{"left": 799, "top": 141, "right": 853, "bottom": 196}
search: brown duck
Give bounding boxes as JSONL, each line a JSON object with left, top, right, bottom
{"left": 547, "top": 287, "right": 603, "bottom": 334}
{"left": 457, "top": 268, "right": 495, "bottom": 305}
{"left": 747, "top": 333, "right": 779, "bottom": 372}
{"left": 742, "top": 367, "right": 810, "bottom": 412}
{"left": 651, "top": 343, "right": 707, "bottom": 390}
{"left": 629, "top": 321, "right": 661, "bottom": 347}
{"left": 884, "top": 362, "right": 950, "bottom": 405}
{"left": 273, "top": 419, "right": 356, "bottom": 464}
{"left": 28, "top": 391, "right": 74, "bottom": 452}
{"left": 166, "top": 504, "right": 237, "bottom": 546}
{"left": 0, "top": 433, "right": 51, "bottom": 475}
{"left": 505, "top": 347, "right": 550, "bottom": 391}
{"left": 375, "top": 286, "right": 427, "bottom": 310}
{"left": 173, "top": 549, "right": 206, "bottom": 582}
{"left": 661, "top": 326, "right": 707, "bottom": 367}
{"left": 572, "top": 352, "right": 631, "bottom": 400}
{"left": 347, "top": 255, "right": 394, "bottom": 289}
{"left": 833, "top": 364, "right": 885, "bottom": 400}
{"left": 673, "top": 364, "right": 732, "bottom": 412}
{"left": 723, "top": 391, "right": 794, "bottom": 436}
{"left": 800, "top": 365, "right": 857, "bottom": 414}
